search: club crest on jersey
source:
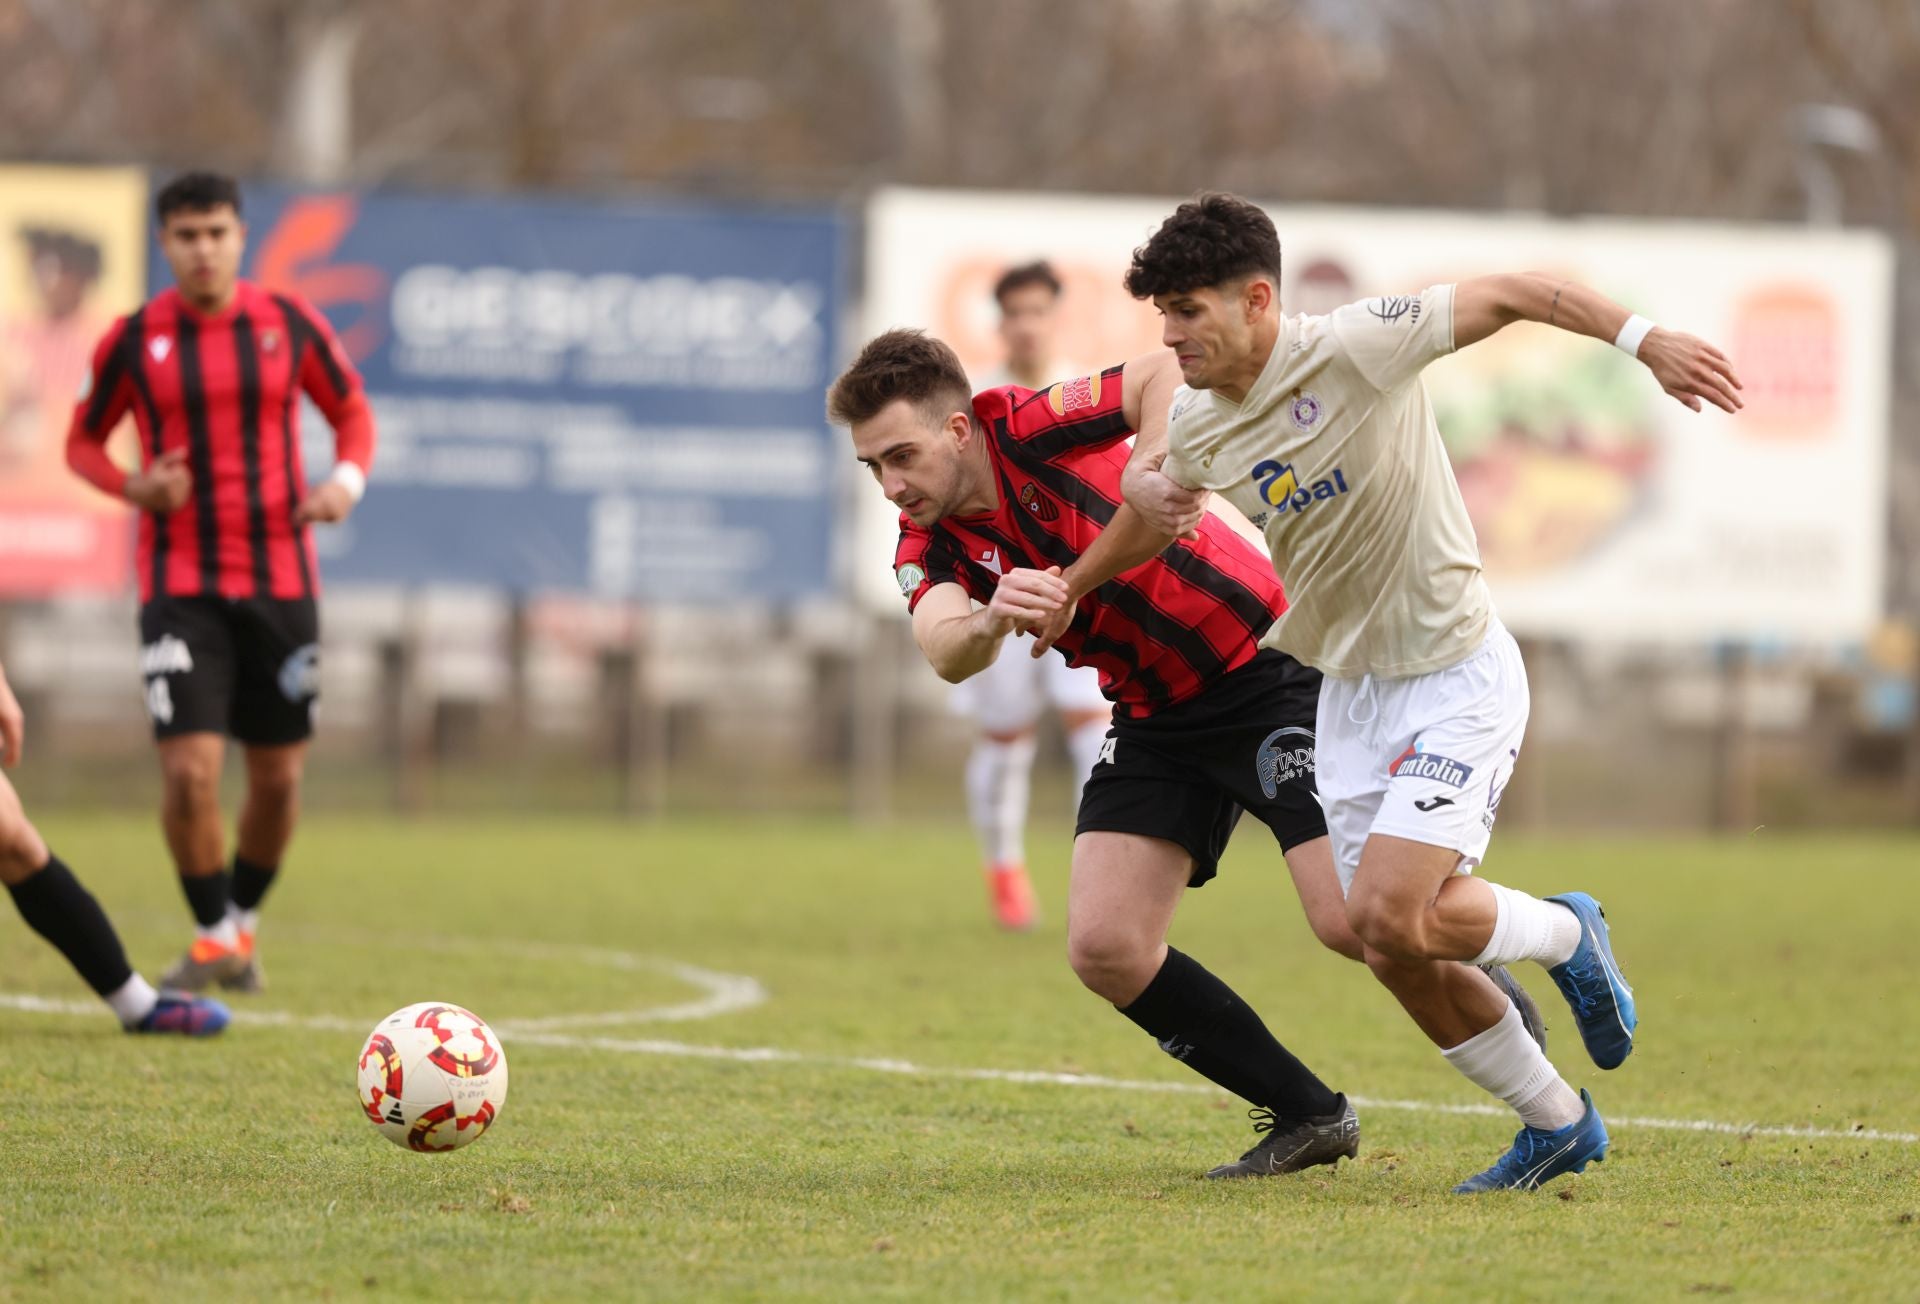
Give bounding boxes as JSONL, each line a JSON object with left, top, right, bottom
{"left": 148, "top": 335, "right": 172, "bottom": 363}
{"left": 1290, "top": 389, "right": 1323, "bottom": 431}
{"left": 261, "top": 328, "right": 281, "bottom": 354}
{"left": 1390, "top": 740, "right": 1474, "bottom": 788}
{"left": 1252, "top": 460, "right": 1350, "bottom": 516}
{"left": 895, "top": 562, "right": 926, "bottom": 597}
{"left": 1047, "top": 373, "right": 1101, "bottom": 416}
{"left": 1018, "top": 482, "right": 1060, "bottom": 522}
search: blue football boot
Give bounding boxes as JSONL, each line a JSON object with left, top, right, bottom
{"left": 129, "top": 991, "right": 231, "bottom": 1037}
{"left": 1545, "top": 892, "right": 1636, "bottom": 1069}
{"left": 1452, "top": 1089, "right": 1609, "bottom": 1193}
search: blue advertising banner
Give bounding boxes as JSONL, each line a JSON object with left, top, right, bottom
{"left": 151, "top": 187, "right": 844, "bottom": 600}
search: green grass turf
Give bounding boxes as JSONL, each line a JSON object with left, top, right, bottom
{"left": 3, "top": 814, "right": 1917, "bottom": 1301}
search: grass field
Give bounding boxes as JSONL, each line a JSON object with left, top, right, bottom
{"left": 3, "top": 813, "right": 1918, "bottom": 1301}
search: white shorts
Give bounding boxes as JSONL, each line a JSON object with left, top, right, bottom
{"left": 1316, "top": 620, "right": 1530, "bottom": 894}
{"left": 950, "top": 640, "right": 1109, "bottom": 736}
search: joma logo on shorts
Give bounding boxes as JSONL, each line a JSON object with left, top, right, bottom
{"left": 1390, "top": 741, "right": 1474, "bottom": 788}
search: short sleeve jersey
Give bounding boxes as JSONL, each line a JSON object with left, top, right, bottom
{"left": 1162, "top": 284, "right": 1491, "bottom": 680}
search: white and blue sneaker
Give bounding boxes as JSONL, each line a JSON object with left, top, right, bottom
{"left": 1452, "top": 1089, "right": 1609, "bottom": 1193}
{"left": 1545, "top": 892, "right": 1636, "bottom": 1070}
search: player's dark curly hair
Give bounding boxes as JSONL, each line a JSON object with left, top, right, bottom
{"left": 993, "top": 260, "right": 1062, "bottom": 306}
{"left": 1124, "top": 192, "right": 1281, "bottom": 299}
{"left": 826, "top": 329, "right": 973, "bottom": 429}
{"left": 156, "top": 172, "right": 243, "bottom": 223}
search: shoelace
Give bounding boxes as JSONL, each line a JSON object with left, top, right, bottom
{"left": 1238, "top": 1107, "right": 1304, "bottom": 1159}
{"left": 1559, "top": 958, "right": 1603, "bottom": 1019}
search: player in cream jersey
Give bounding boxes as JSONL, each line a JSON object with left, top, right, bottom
{"left": 1036, "top": 194, "right": 1742, "bottom": 1193}
{"left": 1164, "top": 281, "right": 1489, "bottom": 680}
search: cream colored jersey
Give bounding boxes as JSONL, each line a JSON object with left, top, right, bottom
{"left": 1163, "top": 284, "right": 1490, "bottom": 680}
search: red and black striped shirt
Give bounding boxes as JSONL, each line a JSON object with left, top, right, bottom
{"left": 894, "top": 367, "right": 1286, "bottom": 720}
{"left": 67, "top": 281, "right": 373, "bottom": 603}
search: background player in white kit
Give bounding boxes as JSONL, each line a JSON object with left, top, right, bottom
{"left": 1045, "top": 194, "right": 1743, "bottom": 1192}
{"left": 950, "top": 262, "right": 1109, "bottom": 930}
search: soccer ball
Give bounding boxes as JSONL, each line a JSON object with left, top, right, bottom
{"left": 356, "top": 1001, "right": 509, "bottom": 1152}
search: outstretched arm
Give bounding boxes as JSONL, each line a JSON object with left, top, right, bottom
{"left": 1453, "top": 273, "right": 1743, "bottom": 414}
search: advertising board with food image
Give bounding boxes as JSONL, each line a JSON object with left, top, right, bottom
{"left": 862, "top": 189, "right": 1891, "bottom": 645}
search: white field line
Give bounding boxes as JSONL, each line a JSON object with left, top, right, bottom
{"left": 3, "top": 990, "right": 1913, "bottom": 1146}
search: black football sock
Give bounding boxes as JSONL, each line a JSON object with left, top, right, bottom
{"left": 7, "top": 855, "right": 136, "bottom": 997}
{"left": 179, "top": 869, "right": 231, "bottom": 929}
{"left": 1119, "top": 946, "right": 1341, "bottom": 1119}
{"left": 229, "top": 856, "right": 278, "bottom": 914}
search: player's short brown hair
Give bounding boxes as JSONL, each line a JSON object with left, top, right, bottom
{"left": 826, "top": 329, "right": 973, "bottom": 429}
{"left": 993, "top": 260, "right": 1062, "bottom": 306}
{"left": 156, "top": 172, "right": 243, "bottom": 223}
{"left": 1124, "top": 192, "right": 1281, "bottom": 299}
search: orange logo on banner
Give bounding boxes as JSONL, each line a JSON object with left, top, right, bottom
{"left": 1729, "top": 286, "right": 1840, "bottom": 438}
{"left": 252, "top": 194, "right": 388, "bottom": 363}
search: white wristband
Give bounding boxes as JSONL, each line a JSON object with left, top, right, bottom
{"left": 1613, "top": 314, "right": 1656, "bottom": 359}
{"left": 328, "top": 462, "right": 367, "bottom": 504}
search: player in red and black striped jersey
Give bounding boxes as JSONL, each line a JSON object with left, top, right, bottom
{"left": 830, "top": 329, "right": 1368, "bottom": 1178}
{"left": 65, "top": 172, "right": 376, "bottom": 995}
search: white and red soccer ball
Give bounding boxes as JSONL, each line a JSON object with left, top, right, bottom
{"left": 356, "top": 1001, "right": 509, "bottom": 1152}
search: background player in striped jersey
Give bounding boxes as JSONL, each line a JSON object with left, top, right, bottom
{"left": 949, "top": 262, "right": 1110, "bottom": 931}
{"left": 1, "top": 657, "right": 228, "bottom": 1036}
{"left": 66, "top": 172, "right": 376, "bottom": 995}
{"left": 830, "top": 329, "right": 1542, "bottom": 1177}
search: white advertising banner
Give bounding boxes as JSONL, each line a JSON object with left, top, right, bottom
{"left": 856, "top": 187, "right": 1893, "bottom": 646}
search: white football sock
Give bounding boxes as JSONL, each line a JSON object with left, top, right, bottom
{"left": 195, "top": 917, "right": 240, "bottom": 948}
{"left": 965, "top": 735, "right": 1036, "bottom": 868}
{"left": 1066, "top": 719, "right": 1110, "bottom": 798}
{"left": 1441, "top": 1000, "right": 1587, "bottom": 1131}
{"left": 227, "top": 903, "right": 260, "bottom": 935}
{"left": 106, "top": 973, "right": 160, "bottom": 1026}
{"left": 1470, "top": 883, "right": 1583, "bottom": 968}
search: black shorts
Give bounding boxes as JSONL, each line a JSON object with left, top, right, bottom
{"left": 1076, "top": 649, "right": 1325, "bottom": 887}
{"left": 138, "top": 596, "right": 320, "bottom": 745}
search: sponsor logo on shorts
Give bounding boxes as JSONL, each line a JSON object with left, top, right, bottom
{"left": 278, "top": 643, "right": 320, "bottom": 702}
{"left": 140, "top": 634, "right": 194, "bottom": 676}
{"left": 1251, "top": 461, "right": 1350, "bottom": 516}
{"left": 1256, "top": 725, "right": 1315, "bottom": 800}
{"left": 1096, "top": 736, "right": 1118, "bottom": 767}
{"left": 145, "top": 677, "right": 174, "bottom": 725}
{"left": 1390, "top": 740, "right": 1474, "bottom": 788}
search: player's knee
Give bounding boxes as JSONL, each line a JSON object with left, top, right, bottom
{"left": 0, "top": 798, "right": 49, "bottom": 883}
{"left": 247, "top": 758, "right": 302, "bottom": 810}
{"left": 1066, "top": 928, "right": 1154, "bottom": 1004}
{"left": 1345, "top": 892, "right": 1428, "bottom": 961}
{"left": 159, "top": 750, "right": 220, "bottom": 810}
